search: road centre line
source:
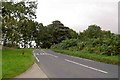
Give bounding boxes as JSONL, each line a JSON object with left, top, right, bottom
{"left": 65, "top": 59, "right": 108, "bottom": 74}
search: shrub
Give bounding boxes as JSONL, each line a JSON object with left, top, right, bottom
{"left": 51, "top": 39, "right": 78, "bottom": 50}
{"left": 51, "top": 30, "right": 120, "bottom": 56}
{"left": 77, "top": 41, "right": 86, "bottom": 50}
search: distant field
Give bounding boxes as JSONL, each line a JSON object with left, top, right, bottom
{"left": 52, "top": 49, "right": 119, "bottom": 65}
{"left": 2, "top": 48, "right": 34, "bottom": 79}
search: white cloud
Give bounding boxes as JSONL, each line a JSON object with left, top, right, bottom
{"left": 36, "top": 0, "right": 119, "bottom": 33}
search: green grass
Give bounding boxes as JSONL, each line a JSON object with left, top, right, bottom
{"left": 2, "top": 48, "right": 34, "bottom": 79}
{"left": 52, "top": 49, "right": 119, "bottom": 65}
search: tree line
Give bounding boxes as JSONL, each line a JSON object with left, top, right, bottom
{"left": 2, "top": 2, "right": 78, "bottom": 48}
{"left": 2, "top": 1, "right": 120, "bottom": 56}
{"left": 51, "top": 25, "right": 120, "bottom": 56}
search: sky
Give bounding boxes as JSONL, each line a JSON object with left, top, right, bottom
{"left": 35, "top": 0, "right": 119, "bottom": 33}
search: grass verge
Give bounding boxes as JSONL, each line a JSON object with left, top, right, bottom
{"left": 2, "top": 48, "right": 34, "bottom": 79}
{"left": 52, "top": 49, "right": 119, "bottom": 65}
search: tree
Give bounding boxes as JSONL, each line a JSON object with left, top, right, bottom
{"left": 47, "top": 20, "right": 77, "bottom": 44}
{"left": 79, "top": 25, "right": 101, "bottom": 40}
{"left": 2, "top": 1, "right": 37, "bottom": 48}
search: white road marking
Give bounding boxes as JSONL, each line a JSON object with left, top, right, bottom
{"left": 65, "top": 59, "right": 108, "bottom": 74}
{"left": 32, "top": 51, "right": 34, "bottom": 53}
{"left": 36, "top": 53, "right": 39, "bottom": 55}
{"left": 33, "top": 53, "right": 35, "bottom": 56}
{"left": 41, "top": 50, "right": 58, "bottom": 58}
{"left": 34, "top": 54, "right": 39, "bottom": 62}
{"left": 35, "top": 56, "right": 39, "bottom": 62}
{"left": 40, "top": 53, "right": 43, "bottom": 55}
{"left": 39, "top": 52, "right": 48, "bottom": 55}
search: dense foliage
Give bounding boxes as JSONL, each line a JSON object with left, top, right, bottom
{"left": 2, "top": 2, "right": 120, "bottom": 56}
{"left": 2, "top": 2, "right": 78, "bottom": 48}
{"left": 2, "top": 1, "right": 37, "bottom": 48}
{"left": 32, "top": 20, "right": 78, "bottom": 48}
{"left": 51, "top": 25, "right": 120, "bottom": 56}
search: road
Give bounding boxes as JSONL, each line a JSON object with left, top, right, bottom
{"left": 32, "top": 49, "right": 118, "bottom": 79}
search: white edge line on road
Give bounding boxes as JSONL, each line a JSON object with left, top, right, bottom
{"left": 65, "top": 59, "right": 108, "bottom": 74}
{"left": 41, "top": 50, "right": 58, "bottom": 58}
{"left": 32, "top": 50, "right": 34, "bottom": 53}
{"left": 34, "top": 54, "right": 39, "bottom": 62}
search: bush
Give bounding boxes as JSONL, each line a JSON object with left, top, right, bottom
{"left": 51, "top": 29, "right": 120, "bottom": 56}
{"left": 51, "top": 39, "right": 78, "bottom": 50}
{"left": 77, "top": 41, "right": 86, "bottom": 50}
{"left": 68, "top": 46, "right": 79, "bottom": 51}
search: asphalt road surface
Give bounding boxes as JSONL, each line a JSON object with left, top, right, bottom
{"left": 32, "top": 49, "right": 118, "bottom": 78}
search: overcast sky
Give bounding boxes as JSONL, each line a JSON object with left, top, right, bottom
{"left": 36, "top": 0, "right": 119, "bottom": 33}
